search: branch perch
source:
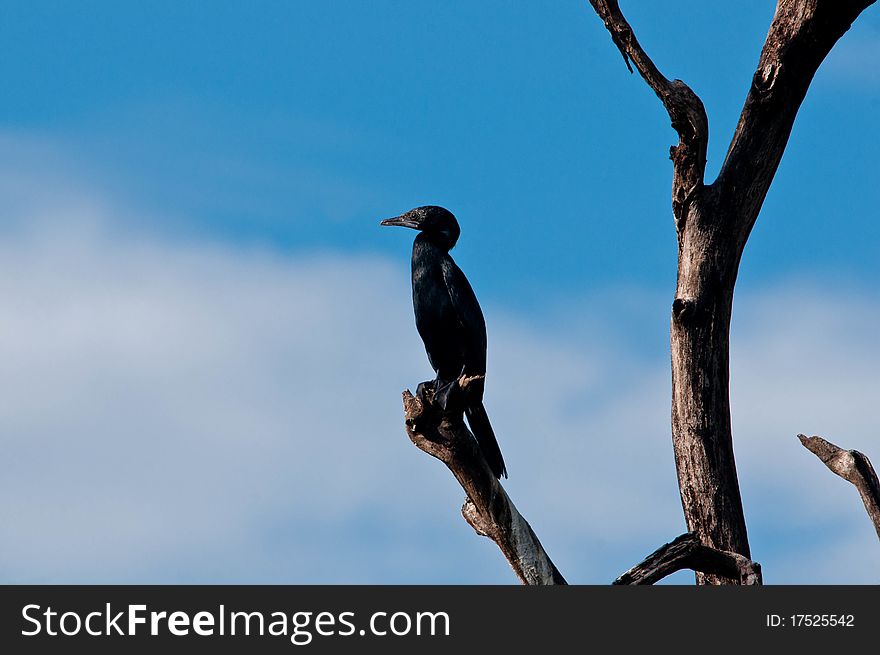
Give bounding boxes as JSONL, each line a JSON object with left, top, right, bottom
{"left": 400, "top": 384, "right": 566, "bottom": 585}
{"left": 798, "top": 434, "right": 880, "bottom": 541}
{"left": 613, "top": 532, "right": 762, "bottom": 585}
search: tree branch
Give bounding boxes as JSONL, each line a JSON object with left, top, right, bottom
{"left": 716, "top": 0, "right": 876, "bottom": 243}
{"left": 400, "top": 386, "right": 567, "bottom": 585}
{"left": 613, "top": 532, "right": 762, "bottom": 585}
{"left": 798, "top": 434, "right": 880, "bottom": 541}
{"left": 587, "top": 0, "right": 708, "bottom": 229}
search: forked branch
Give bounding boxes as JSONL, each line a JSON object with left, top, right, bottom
{"left": 587, "top": 0, "right": 877, "bottom": 585}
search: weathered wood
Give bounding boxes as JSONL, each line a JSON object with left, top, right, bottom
{"left": 586, "top": 0, "right": 708, "bottom": 233}
{"left": 400, "top": 385, "right": 566, "bottom": 585}
{"left": 613, "top": 532, "right": 762, "bottom": 585}
{"left": 589, "top": 0, "right": 876, "bottom": 583}
{"left": 717, "top": 0, "right": 877, "bottom": 236}
{"left": 799, "top": 434, "right": 880, "bottom": 542}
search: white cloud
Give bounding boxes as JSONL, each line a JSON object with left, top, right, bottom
{"left": 0, "top": 139, "right": 877, "bottom": 584}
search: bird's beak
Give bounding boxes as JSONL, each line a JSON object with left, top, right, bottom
{"left": 380, "top": 212, "right": 422, "bottom": 230}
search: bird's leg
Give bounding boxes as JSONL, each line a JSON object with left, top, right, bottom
{"left": 417, "top": 375, "right": 468, "bottom": 414}
{"left": 411, "top": 380, "right": 444, "bottom": 437}
{"left": 415, "top": 380, "right": 437, "bottom": 404}
{"left": 434, "top": 378, "right": 461, "bottom": 412}
{"left": 409, "top": 382, "right": 429, "bottom": 435}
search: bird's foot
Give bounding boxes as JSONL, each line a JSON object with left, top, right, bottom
{"left": 411, "top": 381, "right": 443, "bottom": 436}
{"left": 416, "top": 380, "right": 436, "bottom": 405}
{"left": 415, "top": 378, "right": 457, "bottom": 412}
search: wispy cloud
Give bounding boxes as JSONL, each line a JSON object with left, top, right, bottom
{"left": 820, "top": 27, "right": 880, "bottom": 88}
{"left": 0, "top": 138, "right": 877, "bottom": 583}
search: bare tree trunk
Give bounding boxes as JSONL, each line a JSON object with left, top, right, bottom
{"left": 588, "top": 0, "right": 876, "bottom": 583}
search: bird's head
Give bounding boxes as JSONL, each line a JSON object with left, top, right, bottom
{"left": 380, "top": 205, "right": 460, "bottom": 250}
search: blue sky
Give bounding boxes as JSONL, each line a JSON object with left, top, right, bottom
{"left": 0, "top": 1, "right": 878, "bottom": 583}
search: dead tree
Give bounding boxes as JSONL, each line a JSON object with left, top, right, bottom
{"left": 395, "top": 0, "right": 876, "bottom": 584}
{"left": 587, "top": 0, "right": 876, "bottom": 583}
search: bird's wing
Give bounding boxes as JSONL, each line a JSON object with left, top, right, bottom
{"left": 441, "top": 257, "right": 487, "bottom": 374}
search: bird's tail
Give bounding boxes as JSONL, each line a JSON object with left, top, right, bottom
{"left": 465, "top": 402, "right": 507, "bottom": 479}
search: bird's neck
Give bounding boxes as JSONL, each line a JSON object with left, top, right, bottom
{"left": 413, "top": 232, "right": 452, "bottom": 255}
{"left": 411, "top": 235, "right": 451, "bottom": 283}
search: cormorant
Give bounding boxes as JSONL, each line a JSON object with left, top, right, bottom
{"left": 381, "top": 205, "right": 507, "bottom": 479}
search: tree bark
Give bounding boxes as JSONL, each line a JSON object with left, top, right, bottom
{"left": 588, "top": 0, "right": 875, "bottom": 583}
{"left": 613, "top": 532, "right": 762, "bottom": 585}
{"left": 399, "top": 384, "right": 566, "bottom": 585}
{"left": 799, "top": 435, "right": 880, "bottom": 542}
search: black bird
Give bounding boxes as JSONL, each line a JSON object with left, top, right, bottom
{"left": 381, "top": 205, "right": 507, "bottom": 479}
